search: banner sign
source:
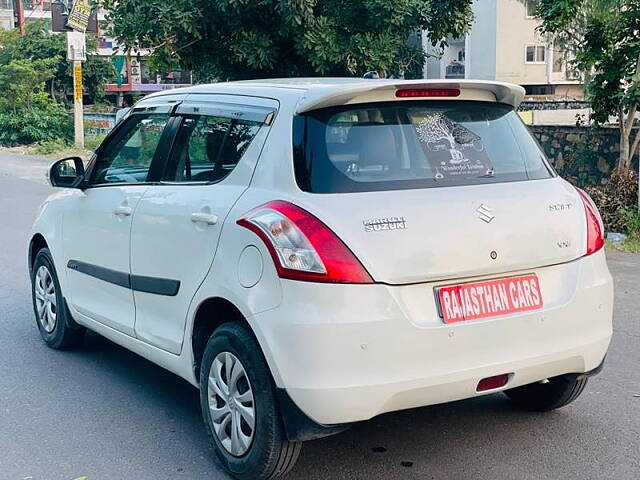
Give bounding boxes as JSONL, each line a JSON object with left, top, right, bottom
{"left": 85, "top": 113, "right": 116, "bottom": 136}
{"left": 67, "top": 0, "right": 92, "bottom": 33}
{"left": 73, "top": 63, "right": 84, "bottom": 101}
{"left": 66, "top": 31, "right": 87, "bottom": 61}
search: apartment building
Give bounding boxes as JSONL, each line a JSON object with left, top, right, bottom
{"left": 424, "top": 0, "right": 582, "bottom": 98}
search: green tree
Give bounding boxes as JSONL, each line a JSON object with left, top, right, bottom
{"left": 0, "top": 21, "right": 115, "bottom": 105}
{"left": 532, "top": 0, "right": 640, "bottom": 173}
{"left": 0, "top": 59, "right": 57, "bottom": 111}
{"left": 103, "top": 0, "right": 474, "bottom": 81}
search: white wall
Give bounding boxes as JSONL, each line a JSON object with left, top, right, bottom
{"left": 0, "top": 7, "right": 13, "bottom": 30}
{"left": 467, "top": 0, "right": 498, "bottom": 80}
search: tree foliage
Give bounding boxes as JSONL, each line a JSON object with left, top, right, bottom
{"left": 0, "top": 23, "right": 101, "bottom": 145}
{"left": 0, "top": 21, "right": 115, "bottom": 105}
{"left": 533, "top": 0, "right": 640, "bottom": 173}
{"left": 0, "top": 59, "right": 57, "bottom": 112}
{"left": 103, "top": 0, "right": 474, "bottom": 81}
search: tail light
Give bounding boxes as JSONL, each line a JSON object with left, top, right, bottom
{"left": 237, "top": 201, "right": 373, "bottom": 284}
{"left": 576, "top": 188, "right": 605, "bottom": 256}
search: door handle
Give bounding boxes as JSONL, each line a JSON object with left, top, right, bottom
{"left": 191, "top": 213, "right": 218, "bottom": 225}
{"left": 114, "top": 206, "right": 133, "bottom": 217}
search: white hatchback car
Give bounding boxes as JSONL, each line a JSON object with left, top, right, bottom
{"left": 30, "top": 79, "right": 613, "bottom": 479}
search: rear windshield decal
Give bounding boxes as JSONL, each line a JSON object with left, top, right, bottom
{"left": 412, "top": 113, "right": 494, "bottom": 180}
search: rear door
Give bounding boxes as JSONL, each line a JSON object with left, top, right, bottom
{"left": 129, "top": 96, "right": 277, "bottom": 354}
{"left": 293, "top": 100, "right": 586, "bottom": 284}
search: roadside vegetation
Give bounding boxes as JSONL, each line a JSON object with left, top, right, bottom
{"left": 2, "top": 134, "right": 105, "bottom": 160}
{"left": 530, "top": 0, "right": 640, "bottom": 250}
{"left": 0, "top": 21, "right": 114, "bottom": 147}
{"left": 616, "top": 209, "right": 640, "bottom": 253}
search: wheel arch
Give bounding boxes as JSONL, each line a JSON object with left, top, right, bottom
{"left": 191, "top": 296, "right": 268, "bottom": 381}
{"left": 190, "top": 295, "right": 343, "bottom": 442}
{"left": 28, "top": 233, "right": 49, "bottom": 274}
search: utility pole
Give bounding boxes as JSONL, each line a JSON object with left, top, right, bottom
{"left": 65, "top": 0, "right": 91, "bottom": 149}
{"left": 14, "top": 0, "right": 25, "bottom": 34}
{"left": 72, "top": 60, "right": 84, "bottom": 148}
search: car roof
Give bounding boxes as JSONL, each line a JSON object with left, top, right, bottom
{"left": 142, "top": 78, "right": 526, "bottom": 111}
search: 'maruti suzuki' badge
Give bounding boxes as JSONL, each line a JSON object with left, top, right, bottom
{"left": 363, "top": 217, "right": 407, "bottom": 232}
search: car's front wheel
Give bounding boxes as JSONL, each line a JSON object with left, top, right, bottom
{"left": 504, "top": 374, "right": 588, "bottom": 412}
{"left": 200, "top": 322, "right": 301, "bottom": 480}
{"left": 31, "top": 248, "right": 85, "bottom": 349}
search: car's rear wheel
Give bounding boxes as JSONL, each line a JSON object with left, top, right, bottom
{"left": 504, "top": 374, "right": 588, "bottom": 412}
{"left": 200, "top": 322, "right": 301, "bottom": 480}
{"left": 31, "top": 248, "right": 85, "bottom": 349}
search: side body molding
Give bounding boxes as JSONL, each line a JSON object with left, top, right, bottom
{"left": 67, "top": 260, "right": 180, "bottom": 296}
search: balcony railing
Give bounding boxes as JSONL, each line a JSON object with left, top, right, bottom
{"left": 445, "top": 63, "right": 465, "bottom": 80}
{"left": 0, "top": 0, "right": 13, "bottom": 10}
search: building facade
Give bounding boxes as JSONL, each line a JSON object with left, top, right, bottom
{"left": 424, "top": 0, "right": 582, "bottom": 98}
{"left": 0, "top": 0, "right": 13, "bottom": 30}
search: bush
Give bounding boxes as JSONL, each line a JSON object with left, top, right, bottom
{"left": 32, "top": 138, "right": 70, "bottom": 155}
{"left": 585, "top": 168, "right": 639, "bottom": 233}
{"left": 84, "top": 134, "right": 107, "bottom": 152}
{"left": 623, "top": 209, "right": 640, "bottom": 237}
{"left": 0, "top": 94, "right": 73, "bottom": 146}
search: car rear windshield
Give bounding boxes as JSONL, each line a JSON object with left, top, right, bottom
{"left": 293, "top": 101, "right": 554, "bottom": 193}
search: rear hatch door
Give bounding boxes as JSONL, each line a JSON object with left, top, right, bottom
{"left": 293, "top": 99, "right": 586, "bottom": 284}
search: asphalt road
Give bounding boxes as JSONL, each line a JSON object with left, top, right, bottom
{"left": 1, "top": 152, "right": 638, "bottom": 480}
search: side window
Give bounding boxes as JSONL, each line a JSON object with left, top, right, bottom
{"left": 91, "top": 113, "right": 170, "bottom": 185}
{"left": 162, "top": 115, "right": 261, "bottom": 183}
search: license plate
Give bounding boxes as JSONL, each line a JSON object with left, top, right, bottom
{"left": 436, "top": 274, "right": 543, "bottom": 324}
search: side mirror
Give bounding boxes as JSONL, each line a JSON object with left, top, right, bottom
{"left": 48, "top": 157, "right": 86, "bottom": 189}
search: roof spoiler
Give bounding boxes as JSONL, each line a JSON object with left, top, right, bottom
{"left": 296, "top": 80, "right": 525, "bottom": 114}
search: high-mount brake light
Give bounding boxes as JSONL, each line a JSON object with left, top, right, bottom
{"left": 237, "top": 201, "right": 373, "bottom": 284}
{"left": 576, "top": 188, "right": 605, "bottom": 256}
{"left": 395, "top": 88, "right": 461, "bottom": 98}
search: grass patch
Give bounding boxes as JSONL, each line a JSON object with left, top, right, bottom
{"left": 1, "top": 136, "right": 103, "bottom": 161}
{"left": 607, "top": 235, "right": 640, "bottom": 254}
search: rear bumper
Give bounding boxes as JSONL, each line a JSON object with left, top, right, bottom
{"left": 250, "top": 250, "right": 613, "bottom": 425}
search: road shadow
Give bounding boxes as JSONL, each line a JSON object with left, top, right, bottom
{"left": 53, "top": 332, "right": 615, "bottom": 480}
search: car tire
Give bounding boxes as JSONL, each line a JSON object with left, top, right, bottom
{"left": 200, "top": 322, "right": 301, "bottom": 480}
{"left": 31, "top": 248, "right": 85, "bottom": 349}
{"left": 504, "top": 374, "right": 588, "bottom": 412}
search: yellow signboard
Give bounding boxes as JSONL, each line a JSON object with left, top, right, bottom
{"left": 67, "top": 0, "right": 91, "bottom": 33}
{"left": 74, "top": 63, "right": 83, "bottom": 101}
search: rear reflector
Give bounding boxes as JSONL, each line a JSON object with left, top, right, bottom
{"left": 476, "top": 374, "right": 510, "bottom": 392}
{"left": 575, "top": 188, "right": 605, "bottom": 256}
{"left": 396, "top": 88, "right": 461, "bottom": 98}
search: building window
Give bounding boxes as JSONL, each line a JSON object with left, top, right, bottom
{"left": 525, "top": 45, "right": 546, "bottom": 64}
{"left": 552, "top": 52, "right": 564, "bottom": 73}
{"left": 524, "top": 85, "right": 555, "bottom": 96}
{"left": 525, "top": 0, "right": 537, "bottom": 18}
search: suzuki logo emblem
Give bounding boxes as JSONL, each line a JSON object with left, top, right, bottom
{"left": 476, "top": 204, "right": 495, "bottom": 223}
